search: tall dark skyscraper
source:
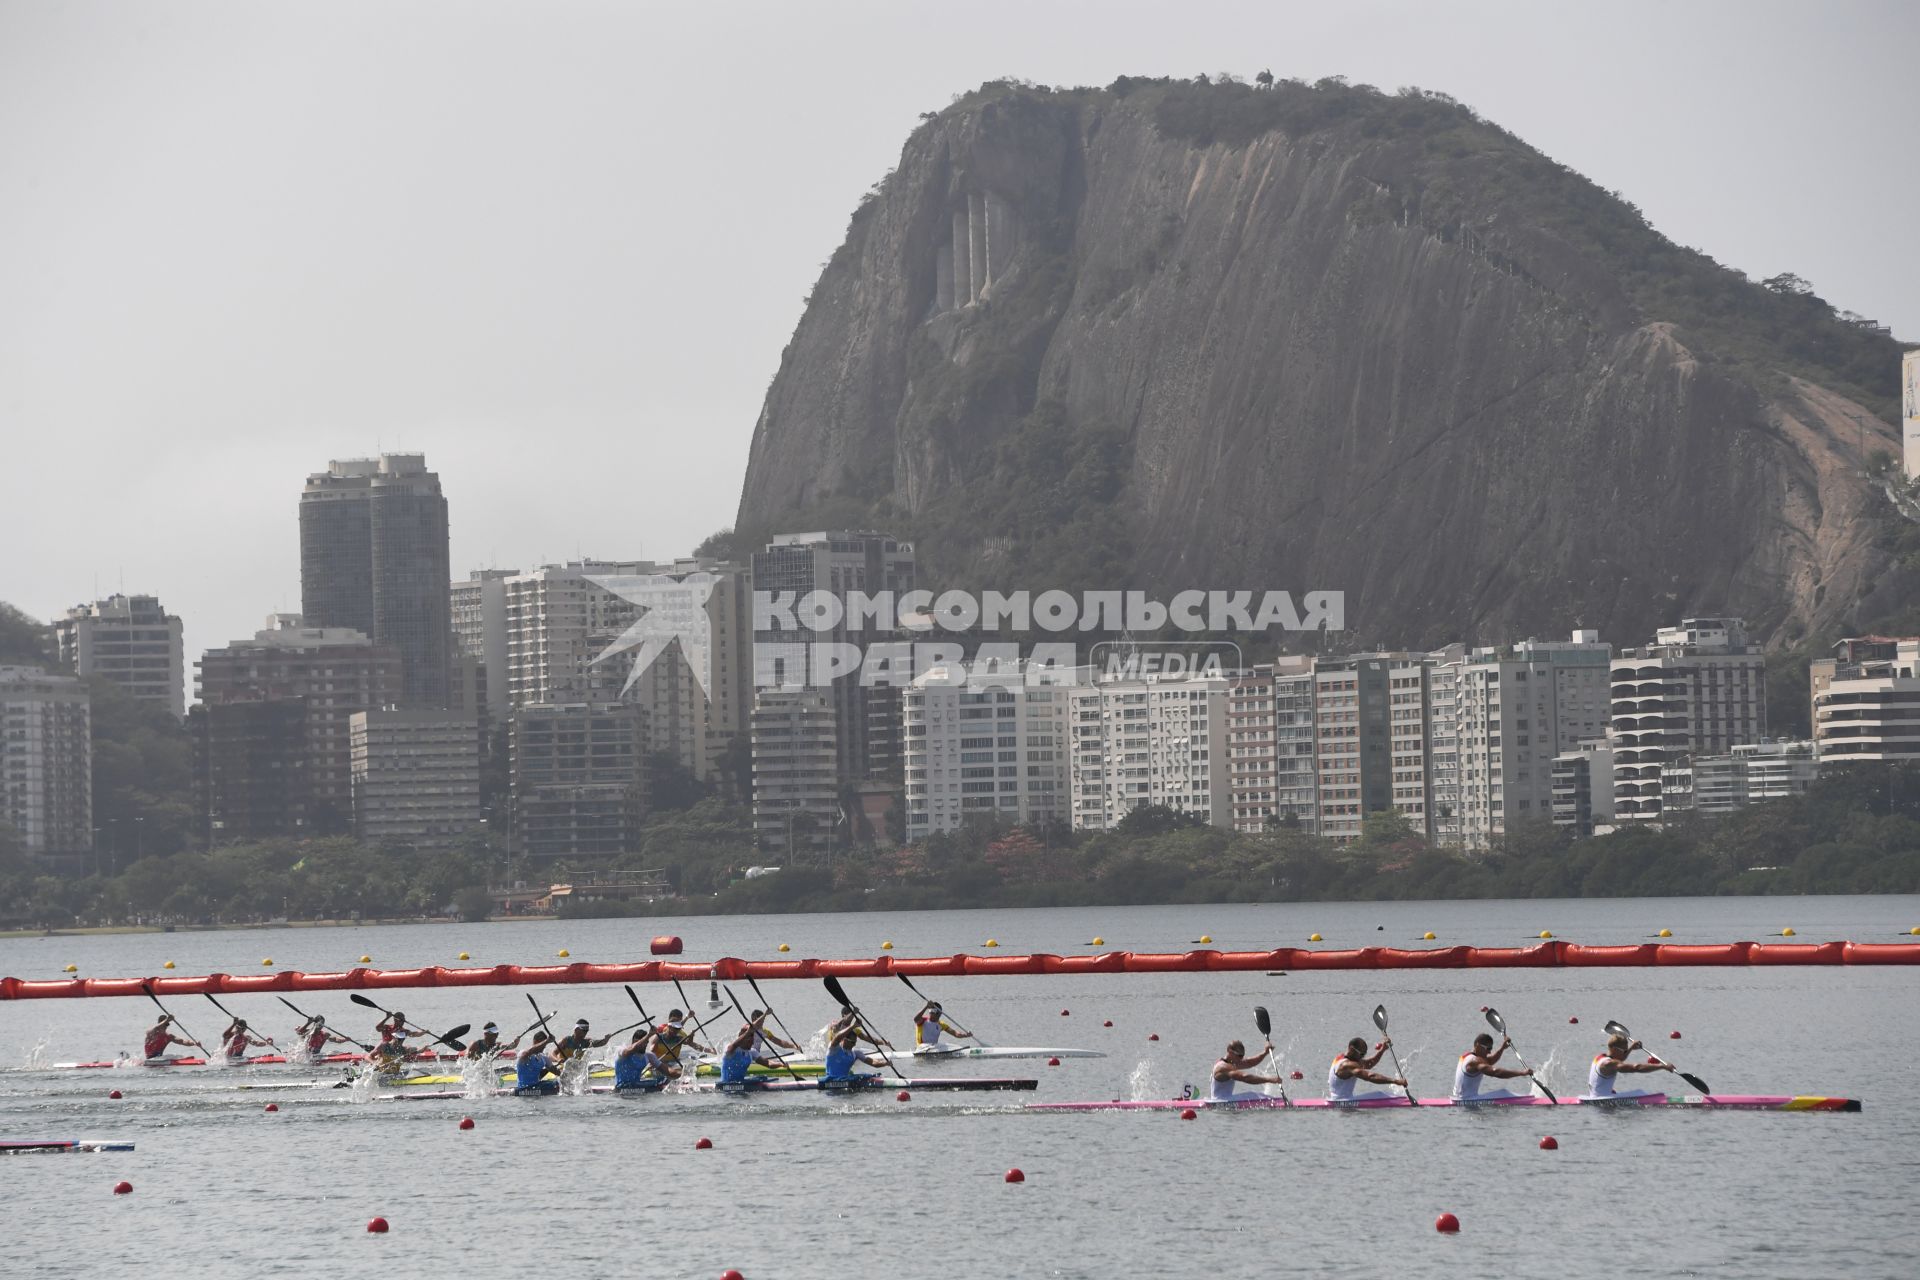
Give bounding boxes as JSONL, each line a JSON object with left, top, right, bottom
{"left": 299, "top": 454, "right": 452, "bottom": 707}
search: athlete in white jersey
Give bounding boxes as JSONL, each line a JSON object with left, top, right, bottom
{"left": 1452, "top": 1032, "right": 1535, "bottom": 1101}
{"left": 1328, "top": 1036, "right": 1406, "bottom": 1102}
{"left": 1587, "top": 1033, "right": 1675, "bottom": 1098}
{"left": 746, "top": 1010, "right": 800, "bottom": 1068}
{"left": 1211, "top": 1039, "right": 1290, "bottom": 1101}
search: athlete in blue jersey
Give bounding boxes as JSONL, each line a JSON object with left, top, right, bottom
{"left": 613, "top": 1028, "right": 669, "bottom": 1090}
{"left": 719, "top": 1012, "right": 768, "bottom": 1085}
{"left": 823, "top": 1026, "right": 883, "bottom": 1083}
{"left": 515, "top": 1030, "right": 558, "bottom": 1095}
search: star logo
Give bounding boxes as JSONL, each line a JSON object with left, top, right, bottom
{"left": 587, "top": 572, "right": 718, "bottom": 699}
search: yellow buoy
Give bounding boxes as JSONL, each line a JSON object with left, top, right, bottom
{"left": 881, "top": 941, "right": 894, "bottom": 950}
{"left": 1781, "top": 927, "right": 1795, "bottom": 937}
{"left": 62, "top": 964, "right": 77, "bottom": 973}
{"left": 1539, "top": 930, "right": 1553, "bottom": 939}
{"left": 261, "top": 958, "right": 274, "bottom": 966}
{"left": 1422, "top": 932, "right": 1436, "bottom": 941}
{"left": 1090, "top": 936, "right": 1105, "bottom": 946}
{"left": 984, "top": 939, "right": 999, "bottom": 948}
{"left": 557, "top": 949, "right": 570, "bottom": 958}
{"left": 777, "top": 943, "right": 790, "bottom": 953}
{"left": 1657, "top": 929, "right": 1672, "bottom": 938}
{"left": 1308, "top": 933, "right": 1322, "bottom": 942}
{"left": 162, "top": 960, "right": 175, "bottom": 969}
{"left": 457, "top": 952, "right": 470, "bottom": 961}
{"left": 1910, "top": 926, "right": 1920, "bottom": 936}
{"left": 359, "top": 955, "right": 372, "bottom": 964}
{"left": 1198, "top": 934, "right": 1213, "bottom": 944}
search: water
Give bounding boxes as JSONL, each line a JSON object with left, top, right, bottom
{"left": 4, "top": 896, "right": 1918, "bottom": 1278}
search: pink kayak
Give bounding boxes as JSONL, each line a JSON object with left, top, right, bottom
{"left": 51, "top": 1051, "right": 457, "bottom": 1070}
{"left": 1029, "top": 1093, "right": 1861, "bottom": 1112}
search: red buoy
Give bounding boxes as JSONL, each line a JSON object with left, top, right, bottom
{"left": 1290, "top": 1070, "right": 1303, "bottom": 1080}
{"left": 1047, "top": 1056, "right": 1061, "bottom": 1067}
{"left": 1060, "top": 1009, "right": 1070, "bottom": 1016}
{"left": 1148, "top": 1033, "right": 1159, "bottom": 1041}
{"left": 1435, "top": 1213, "right": 1460, "bottom": 1233}
{"left": 458, "top": 1116, "right": 475, "bottom": 1130}
{"left": 896, "top": 1090, "right": 911, "bottom": 1102}
{"left": 1004, "top": 1168, "right": 1025, "bottom": 1183}
{"left": 112, "top": 1181, "right": 132, "bottom": 1195}
{"left": 108, "top": 1089, "right": 122, "bottom": 1100}
{"left": 722, "top": 1271, "right": 744, "bottom": 1280}
{"left": 1103, "top": 1020, "right": 1113, "bottom": 1027}
{"left": 650, "top": 935, "right": 683, "bottom": 956}
{"left": 1669, "top": 1030, "right": 1682, "bottom": 1039}
{"left": 366, "top": 1217, "right": 389, "bottom": 1234}
{"left": 264, "top": 1103, "right": 278, "bottom": 1113}
{"left": 695, "top": 1137, "right": 713, "bottom": 1150}
{"left": 1179, "top": 1108, "right": 1197, "bottom": 1120}
{"left": 1539, "top": 1136, "right": 1559, "bottom": 1150}
{"left": 1569, "top": 1016, "right": 1579, "bottom": 1024}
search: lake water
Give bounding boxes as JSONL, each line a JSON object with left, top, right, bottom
{"left": 4, "top": 896, "right": 1919, "bottom": 1279}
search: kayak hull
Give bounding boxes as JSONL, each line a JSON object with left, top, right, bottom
{"left": 1, "top": 1139, "right": 137, "bottom": 1153}
{"left": 1029, "top": 1093, "right": 1861, "bottom": 1112}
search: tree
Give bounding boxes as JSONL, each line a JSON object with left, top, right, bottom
{"left": 453, "top": 886, "right": 493, "bottom": 923}
{"left": 692, "top": 528, "right": 738, "bottom": 561}
{"left": 1255, "top": 69, "right": 1274, "bottom": 90}
{"left": 1115, "top": 804, "right": 1204, "bottom": 837}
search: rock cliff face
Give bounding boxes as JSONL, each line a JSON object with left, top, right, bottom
{"left": 737, "top": 80, "right": 1905, "bottom": 648}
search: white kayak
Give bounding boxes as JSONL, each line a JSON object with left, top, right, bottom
{"left": 897, "top": 1045, "right": 1104, "bottom": 1061}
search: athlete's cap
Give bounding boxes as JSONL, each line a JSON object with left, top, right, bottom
{"left": 575, "top": 1019, "right": 590, "bottom": 1028}
{"left": 668, "top": 1010, "right": 684, "bottom": 1021}
{"left": 483, "top": 1023, "right": 499, "bottom": 1032}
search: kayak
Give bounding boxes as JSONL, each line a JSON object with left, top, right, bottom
{"left": 898, "top": 1045, "right": 1103, "bottom": 1061}
{"left": 376, "top": 1076, "right": 1038, "bottom": 1102}
{"left": 1030, "top": 1093, "right": 1862, "bottom": 1112}
{"left": 51, "top": 1051, "right": 454, "bottom": 1070}
{"left": 1, "top": 1139, "right": 137, "bottom": 1153}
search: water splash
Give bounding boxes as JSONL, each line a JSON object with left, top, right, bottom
{"left": 20, "top": 1038, "right": 50, "bottom": 1071}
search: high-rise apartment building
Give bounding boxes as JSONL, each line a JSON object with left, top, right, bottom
{"left": 299, "top": 454, "right": 452, "bottom": 707}
{"left": 1692, "top": 739, "right": 1820, "bottom": 815}
{"left": 54, "top": 594, "right": 185, "bottom": 718}
{"left": 1551, "top": 740, "right": 1616, "bottom": 837}
{"left": 750, "top": 532, "right": 916, "bottom": 786}
{"left": 508, "top": 702, "right": 650, "bottom": 861}
{"left": 1311, "top": 655, "right": 1433, "bottom": 842}
{"left": 1812, "top": 637, "right": 1920, "bottom": 763}
{"left": 1226, "top": 660, "right": 1317, "bottom": 834}
{"left": 1610, "top": 618, "right": 1767, "bottom": 824}
{"left": 350, "top": 709, "right": 483, "bottom": 850}
{"left": 451, "top": 568, "right": 516, "bottom": 723}
{"left": 903, "top": 659, "right": 1069, "bottom": 839}
{"left": 1068, "top": 673, "right": 1229, "bottom": 831}
{"left": 190, "top": 699, "right": 310, "bottom": 843}
{"left": 0, "top": 666, "right": 92, "bottom": 865}
{"left": 196, "top": 616, "right": 402, "bottom": 835}
{"left": 1432, "top": 633, "right": 1611, "bottom": 848}
{"left": 751, "top": 690, "right": 839, "bottom": 856}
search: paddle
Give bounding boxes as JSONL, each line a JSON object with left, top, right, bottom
{"left": 203, "top": 992, "right": 277, "bottom": 1049}
{"left": 723, "top": 986, "right": 804, "bottom": 1082}
{"left": 822, "top": 975, "right": 907, "bottom": 1080}
{"left": 139, "top": 981, "right": 210, "bottom": 1056}
{"left": 895, "top": 972, "right": 986, "bottom": 1047}
{"left": 1253, "top": 1005, "right": 1291, "bottom": 1106}
{"left": 1605, "top": 1019, "right": 1710, "bottom": 1094}
{"left": 1372, "top": 1004, "right": 1418, "bottom": 1106}
{"left": 277, "top": 996, "right": 373, "bottom": 1052}
{"left": 525, "top": 993, "right": 557, "bottom": 1043}
{"left": 1482, "top": 1008, "right": 1557, "bottom": 1103}
{"left": 346, "top": 992, "right": 469, "bottom": 1052}
{"left": 748, "top": 975, "right": 815, "bottom": 1062}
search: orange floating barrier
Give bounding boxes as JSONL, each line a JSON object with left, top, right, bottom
{"left": 1561, "top": 944, "right": 1659, "bottom": 967}
{"left": 1655, "top": 942, "right": 1752, "bottom": 966}
{"left": 1749, "top": 941, "right": 1844, "bottom": 965}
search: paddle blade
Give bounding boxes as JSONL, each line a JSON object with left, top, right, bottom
{"left": 625, "top": 985, "right": 642, "bottom": 1010}
{"left": 896, "top": 973, "right": 923, "bottom": 997}
{"left": 822, "top": 975, "right": 851, "bottom": 1009}
{"left": 1604, "top": 1020, "right": 1630, "bottom": 1039}
{"left": 1254, "top": 1006, "right": 1272, "bottom": 1038}
{"left": 1533, "top": 1079, "right": 1559, "bottom": 1104}
{"left": 348, "top": 993, "right": 381, "bottom": 1010}
{"left": 1372, "top": 1004, "right": 1389, "bottom": 1032}
{"left": 442, "top": 1024, "right": 471, "bottom": 1043}
{"left": 1484, "top": 1008, "right": 1507, "bottom": 1035}
{"left": 1679, "top": 1071, "right": 1711, "bottom": 1094}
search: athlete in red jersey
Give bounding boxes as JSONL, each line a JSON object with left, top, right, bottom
{"left": 143, "top": 1015, "right": 193, "bottom": 1060}
{"left": 221, "top": 1018, "right": 273, "bottom": 1061}
{"left": 298, "top": 1015, "right": 353, "bottom": 1057}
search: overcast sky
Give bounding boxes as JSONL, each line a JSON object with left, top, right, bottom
{"left": 2, "top": 0, "right": 1914, "bottom": 670}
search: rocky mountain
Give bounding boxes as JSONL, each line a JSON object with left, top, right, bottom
{"left": 735, "top": 77, "right": 1910, "bottom": 650}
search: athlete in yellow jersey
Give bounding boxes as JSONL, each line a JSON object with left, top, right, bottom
{"left": 912, "top": 1000, "right": 974, "bottom": 1049}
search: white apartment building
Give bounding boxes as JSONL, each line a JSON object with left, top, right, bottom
{"left": 1692, "top": 739, "right": 1820, "bottom": 815}
{"left": 1435, "top": 632, "right": 1611, "bottom": 848}
{"left": 1311, "top": 655, "right": 1433, "bottom": 842}
{"left": 1227, "top": 661, "right": 1317, "bottom": 834}
{"left": 1813, "top": 638, "right": 1920, "bottom": 763}
{"left": 0, "top": 666, "right": 92, "bottom": 864}
{"left": 350, "top": 708, "right": 483, "bottom": 850}
{"left": 54, "top": 593, "right": 185, "bottom": 718}
{"left": 450, "top": 569, "right": 515, "bottom": 723}
{"left": 1069, "top": 674, "right": 1228, "bottom": 831}
{"left": 1611, "top": 618, "right": 1767, "bottom": 823}
{"left": 1551, "top": 740, "right": 1615, "bottom": 836}
{"left": 903, "top": 659, "right": 1069, "bottom": 838}
{"left": 750, "top": 690, "right": 839, "bottom": 857}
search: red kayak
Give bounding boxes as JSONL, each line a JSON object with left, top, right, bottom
{"left": 50, "top": 1051, "right": 457, "bottom": 1070}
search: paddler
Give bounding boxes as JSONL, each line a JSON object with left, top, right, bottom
{"left": 1452, "top": 1031, "right": 1534, "bottom": 1101}
{"left": 822, "top": 1025, "right": 883, "bottom": 1084}
{"left": 613, "top": 1028, "right": 671, "bottom": 1090}
{"left": 1328, "top": 1035, "right": 1406, "bottom": 1103}
{"left": 1211, "top": 1039, "right": 1290, "bottom": 1101}
{"left": 1587, "top": 1033, "right": 1677, "bottom": 1099}
{"left": 746, "top": 1008, "right": 802, "bottom": 1068}
{"left": 463, "top": 1022, "right": 521, "bottom": 1061}
{"left": 297, "top": 1015, "right": 354, "bottom": 1058}
{"left": 651, "top": 1010, "right": 711, "bottom": 1069}
{"left": 374, "top": 1011, "right": 414, "bottom": 1057}
{"left": 551, "top": 1018, "right": 612, "bottom": 1065}
{"left": 912, "top": 999, "right": 973, "bottom": 1050}
{"left": 829, "top": 1005, "right": 885, "bottom": 1053}
{"left": 143, "top": 1014, "right": 194, "bottom": 1060}
{"left": 220, "top": 1017, "right": 273, "bottom": 1062}
{"left": 367, "top": 1036, "right": 412, "bottom": 1076}
{"left": 719, "top": 1012, "right": 770, "bottom": 1086}
{"left": 514, "top": 1029, "right": 559, "bottom": 1096}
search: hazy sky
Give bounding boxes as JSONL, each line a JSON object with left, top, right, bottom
{"left": 2, "top": 0, "right": 1914, "bottom": 669}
